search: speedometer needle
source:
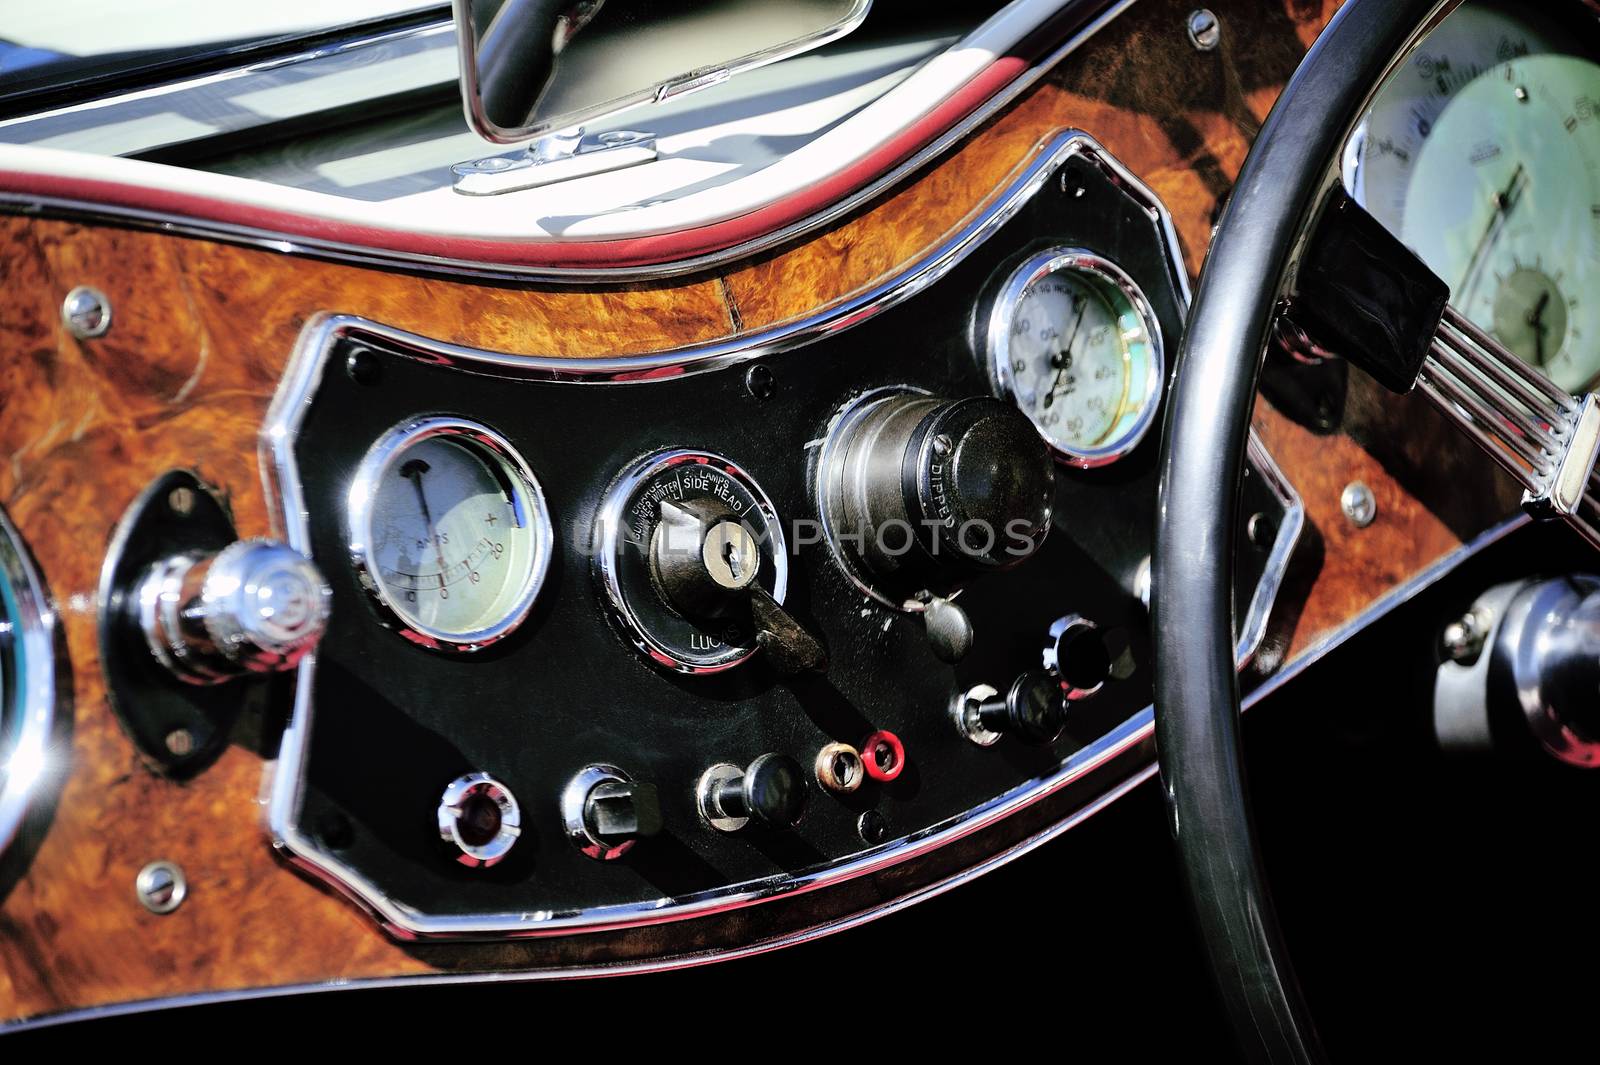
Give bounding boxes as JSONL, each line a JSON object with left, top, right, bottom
{"left": 1456, "top": 163, "right": 1527, "bottom": 301}
{"left": 401, "top": 459, "right": 450, "bottom": 583}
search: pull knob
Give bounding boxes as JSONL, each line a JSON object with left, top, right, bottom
{"left": 562, "top": 764, "right": 661, "bottom": 860}
{"left": 820, "top": 393, "right": 1054, "bottom": 594}
{"left": 139, "top": 539, "right": 331, "bottom": 684}
{"left": 698, "top": 753, "right": 807, "bottom": 832}
{"left": 651, "top": 498, "right": 826, "bottom": 673}
{"left": 954, "top": 673, "right": 1068, "bottom": 747}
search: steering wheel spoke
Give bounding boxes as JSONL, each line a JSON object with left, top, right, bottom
{"left": 1282, "top": 184, "right": 1600, "bottom": 543}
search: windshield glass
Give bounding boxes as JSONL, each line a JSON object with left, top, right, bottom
{"left": 0, "top": 2, "right": 443, "bottom": 112}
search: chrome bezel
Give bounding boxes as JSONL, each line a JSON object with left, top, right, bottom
{"left": 347, "top": 416, "right": 552, "bottom": 653}
{"left": 811, "top": 385, "right": 936, "bottom": 614}
{"left": 0, "top": 505, "right": 55, "bottom": 860}
{"left": 437, "top": 772, "right": 522, "bottom": 868}
{"left": 561, "top": 764, "right": 638, "bottom": 861}
{"left": 987, "top": 248, "right": 1166, "bottom": 468}
{"left": 593, "top": 448, "right": 789, "bottom": 674}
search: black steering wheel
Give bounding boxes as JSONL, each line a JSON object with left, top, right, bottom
{"left": 1153, "top": 2, "right": 1454, "bottom": 1061}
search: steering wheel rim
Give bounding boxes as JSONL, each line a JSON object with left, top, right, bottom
{"left": 1152, "top": 2, "right": 1456, "bottom": 1061}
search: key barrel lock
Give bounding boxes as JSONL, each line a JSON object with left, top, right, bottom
{"left": 596, "top": 449, "right": 825, "bottom": 674}
{"left": 817, "top": 390, "right": 1056, "bottom": 662}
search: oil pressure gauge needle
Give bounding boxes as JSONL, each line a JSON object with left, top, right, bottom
{"left": 1043, "top": 294, "right": 1089, "bottom": 409}
{"left": 400, "top": 459, "right": 450, "bottom": 581}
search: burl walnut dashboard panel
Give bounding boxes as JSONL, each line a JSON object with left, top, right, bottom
{"left": 0, "top": 0, "right": 1522, "bottom": 1027}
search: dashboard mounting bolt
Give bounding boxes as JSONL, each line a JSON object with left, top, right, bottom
{"left": 1187, "top": 9, "right": 1221, "bottom": 52}
{"left": 166, "top": 485, "right": 196, "bottom": 517}
{"left": 62, "top": 285, "right": 112, "bottom": 340}
{"left": 346, "top": 348, "right": 382, "bottom": 386}
{"left": 1442, "top": 608, "right": 1491, "bottom": 664}
{"left": 744, "top": 364, "right": 775, "bottom": 400}
{"left": 1340, "top": 481, "right": 1377, "bottom": 528}
{"left": 163, "top": 728, "right": 194, "bottom": 758}
{"left": 135, "top": 860, "right": 187, "bottom": 915}
{"left": 857, "top": 809, "right": 889, "bottom": 845}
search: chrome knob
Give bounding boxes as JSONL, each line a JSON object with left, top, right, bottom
{"left": 698, "top": 754, "right": 808, "bottom": 833}
{"left": 139, "top": 539, "right": 331, "bottom": 684}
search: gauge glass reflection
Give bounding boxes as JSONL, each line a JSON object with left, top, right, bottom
{"left": 352, "top": 419, "right": 550, "bottom": 650}
{"left": 989, "top": 250, "right": 1164, "bottom": 466}
{"left": 1349, "top": 3, "right": 1600, "bottom": 390}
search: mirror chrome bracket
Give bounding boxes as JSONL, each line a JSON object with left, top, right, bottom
{"left": 451, "top": 127, "right": 656, "bottom": 196}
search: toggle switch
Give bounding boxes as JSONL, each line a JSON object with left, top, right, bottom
{"left": 697, "top": 753, "right": 807, "bottom": 832}
{"left": 562, "top": 764, "right": 661, "bottom": 860}
{"left": 953, "top": 672, "right": 1068, "bottom": 747}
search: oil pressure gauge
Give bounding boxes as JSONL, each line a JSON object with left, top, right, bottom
{"left": 987, "top": 248, "right": 1165, "bottom": 467}
{"left": 348, "top": 417, "right": 552, "bottom": 651}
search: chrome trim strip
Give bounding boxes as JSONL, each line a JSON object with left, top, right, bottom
{"left": 5, "top": 510, "right": 1521, "bottom": 1029}
{"left": 11, "top": 754, "right": 1156, "bottom": 1033}
{"left": 0, "top": 1, "right": 1136, "bottom": 283}
{"left": 259, "top": 131, "right": 1225, "bottom": 938}
{"left": 0, "top": 506, "right": 57, "bottom": 859}
{"left": 268, "top": 132, "right": 1182, "bottom": 385}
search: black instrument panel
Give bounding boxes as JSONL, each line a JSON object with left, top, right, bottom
{"left": 264, "top": 136, "right": 1300, "bottom": 936}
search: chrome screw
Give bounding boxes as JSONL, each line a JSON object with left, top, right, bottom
{"left": 135, "top": 860, "right": 187, "bottom": 915}
{"left": 1340, "top": 482, "right": 1377, "bottom": 528}
{"left": 62, "top": 286, "right": 112, "bottom": 340}
{"left": 163, "top": 728, "right": 195, "bottom": 758}
{"left": 1187, "top": 9, "right": 1221, "bottom": 52}
{"left": 167, "top": 485, "right": 196, "bottom": 517}
{"left": 1442, "top": 608, "right": 1492, "bottom": 663}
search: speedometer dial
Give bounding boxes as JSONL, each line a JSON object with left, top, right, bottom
{"left": 1402, "top": 55, "right": 1600, "bottom": 390}
{"left": 987, "top": 248, "right": 1164, "bottom": 468}
{"left": 349, "top": 417, "right": 552, "bottom": 651}
{"left": 1348, "top": 1, "right": 1600, "bottom": 390}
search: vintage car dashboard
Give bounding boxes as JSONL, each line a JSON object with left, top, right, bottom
{"left": 0, "top": 0, "right": 1557, "bottom": 1030}
{"left": 249, "top": 135, "right": 1293, "bottom": 935}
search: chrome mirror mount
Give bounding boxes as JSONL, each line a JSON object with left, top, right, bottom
{"left": 451, "top": 0, "right": 872, "bottom": 146}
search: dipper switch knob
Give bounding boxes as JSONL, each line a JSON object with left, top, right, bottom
{"left": 562, "top": 764, "right": 661, "bottom": 860}
{"left": 819, "top": 393, "right": 1054, "bottom": 592}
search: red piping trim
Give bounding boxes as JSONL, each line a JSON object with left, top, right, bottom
{"left": 0, "top": 5, "right": 1099, "bottom": 270}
